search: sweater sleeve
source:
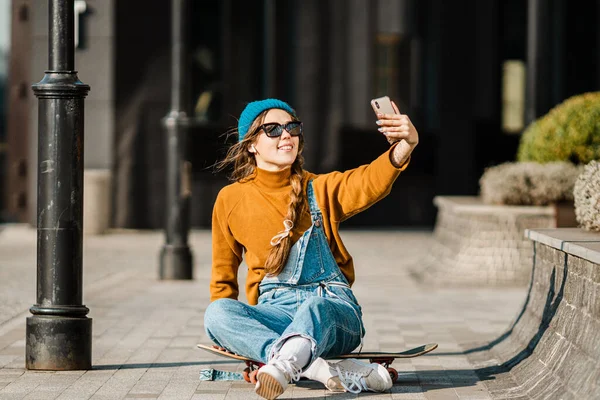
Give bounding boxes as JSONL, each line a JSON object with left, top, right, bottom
{"left": 313, "top": 145, "right": 410, "bottom": 223}
{"left": 210, "top": 190, "right": 243, "bottom": 302}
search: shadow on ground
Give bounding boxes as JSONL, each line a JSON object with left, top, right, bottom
{"left": 94, "top": 360, "right": 236, "bottom": 370}
{"left": 426, "top": 253, "right": 568, "bottom": 393}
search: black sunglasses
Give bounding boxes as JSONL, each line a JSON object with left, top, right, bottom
{"left": 256, "top": 121, "right": 303, "bottom": 138}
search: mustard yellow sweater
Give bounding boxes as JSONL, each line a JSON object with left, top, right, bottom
{"left": 210, "top": 147, "right": 409, "bottom": 305}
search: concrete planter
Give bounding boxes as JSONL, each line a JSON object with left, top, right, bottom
{"left": 411, "top": 196, "right": 577, "bottom": 286}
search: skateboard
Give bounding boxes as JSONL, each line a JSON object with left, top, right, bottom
{"left": 197, "top": 342, "right": 438, "bottom": 383}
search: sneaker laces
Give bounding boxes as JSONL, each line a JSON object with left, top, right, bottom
{"left": 270, "top": 355, "right": 302, "bottom": 383}
{"left": 335, "top": 365, "right": 367, "bottom": 394}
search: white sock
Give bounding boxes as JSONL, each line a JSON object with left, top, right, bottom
{"left": 301, "top": 357, "right": 345, "bottom": 392}
{"left": 277, "top": 336, "right": 312, "bottom": 370}
{"left": 301, "top": 357, "right": 336, "bottom": 381}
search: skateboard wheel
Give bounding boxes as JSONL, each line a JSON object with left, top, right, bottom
{"left": 387, "top": 367, "right": 398, "bottom": 383}
{"left": 242, "top": 368, "right": 251, "bottom": 383}
{"left": 249, "top": 369, "right": 259, "bottom": 384}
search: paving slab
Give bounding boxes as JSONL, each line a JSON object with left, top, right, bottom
{"left": 0, "top": 225, "right": 527, "bottom": 399}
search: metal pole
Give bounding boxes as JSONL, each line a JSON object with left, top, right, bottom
{"left": 525, "top": 0, "right": 550, "bottom": 125}
{"left": 26, "top": 0, "right": 91, "bottom": 370}
{"left": 525, "top": 0, "right": 539, "bottom": 126}
{"left": 159, "top": 0, "right": 193, "bottom": 280}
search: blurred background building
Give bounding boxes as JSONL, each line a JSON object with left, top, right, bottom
{"left": 0, "top": 0, "right": 598, "bottom": 230}
{"left": 0, "top": 0, "right": 9, "bottom": 224}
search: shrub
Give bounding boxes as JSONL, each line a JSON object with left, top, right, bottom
{"left": 573, "top": 161, "right": 600, "bottom": 231}
{"left": 517, "top": 92, "right": 600, "bottom": 164}
{"left": 479, "top": 161, "right": 581, "bottom": 206}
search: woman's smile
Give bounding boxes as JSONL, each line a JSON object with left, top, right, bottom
{"left": 278, "top": 143, "right": 294, "bottom": 151}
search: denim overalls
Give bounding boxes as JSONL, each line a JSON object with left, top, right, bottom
{"left": 204, "top": 181, "right": 365, "bottom": 365}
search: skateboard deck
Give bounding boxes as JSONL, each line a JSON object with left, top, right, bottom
{"left": 197, "top": 342, "right": 438, "bottom": 383}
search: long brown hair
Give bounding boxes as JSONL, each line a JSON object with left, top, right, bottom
{"left": 216, "top": 109, "right": 307, "bottom": 276}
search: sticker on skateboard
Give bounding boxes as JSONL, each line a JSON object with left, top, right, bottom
{"left": 197, "top": 342, "right": 438, "bottom": 383}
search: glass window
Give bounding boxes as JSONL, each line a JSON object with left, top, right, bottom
{"left": 374, "top": 33, "right": 401, "bottom": 101}
{"left": 190, "top": 1, "right": 223, "bottom": 123}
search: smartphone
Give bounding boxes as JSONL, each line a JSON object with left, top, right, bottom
{"left": 370, "top": 96, "right": 398, "bottom": 116}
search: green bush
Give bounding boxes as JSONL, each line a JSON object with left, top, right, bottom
{"left": 517, "top": 92, "right": 600, "bottom": 164}
{"left": 573, "top": 160, "right": 600, "bottom": 231}
{"left": 479, "top": 161, "right": 581, "bottom": 206}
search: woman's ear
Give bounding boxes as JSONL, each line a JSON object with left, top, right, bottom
{"left": 248, "top": 144, "right": 256, "bottom": 153}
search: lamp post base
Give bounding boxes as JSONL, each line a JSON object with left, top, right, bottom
{"left": 160, "top": 245, "right": 193, "bottom": 280}
{"left": 26, "top": 316, "right": 92, "bottom": 370}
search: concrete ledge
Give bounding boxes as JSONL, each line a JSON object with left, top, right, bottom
{"left": 413, "top": 196, "right": 569, "bottom": 286}
{"left": 525, "top": 228, "right": 600, "bottom": 265}
{"left": 434, "top": 195, "right": 556, "bottom": 216}
{"left": 465, "top": 227, "right": 600, "bottom": 399}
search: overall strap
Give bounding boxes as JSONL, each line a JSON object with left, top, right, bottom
{"left": 306, "top": 180, "right": 321, "bottom": 217}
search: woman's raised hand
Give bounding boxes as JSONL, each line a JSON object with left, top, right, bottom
{"left": 375, "top": 100, "right": 419, "bottom": 167}
{"left": 376, "top": 101, "right": 419, "bottom": 149}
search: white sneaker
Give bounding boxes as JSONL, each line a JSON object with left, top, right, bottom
{"left": 334, "top": 358, "right": 393, "bottom": 393}
{"left": 301, "top": 357, "right": 346, "bottom": 392}
{"left": 255, "top": 355, "right": 302, "bottom": 400}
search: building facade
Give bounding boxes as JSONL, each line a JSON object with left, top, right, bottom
{"left": 1, "top": 0, "right": 599, "bottom": 229}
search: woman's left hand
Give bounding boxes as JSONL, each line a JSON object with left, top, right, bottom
{"left": 376, "top": 101, "right": 419, "bottom": 148}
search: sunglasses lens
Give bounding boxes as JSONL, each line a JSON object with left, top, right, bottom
{"left": 263, "top": 125, "right": 282, "bottom": 137}
{"left": 287, "top": 122, "right": 302, "bottom": 136}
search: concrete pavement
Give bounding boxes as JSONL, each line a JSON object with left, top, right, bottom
{"left": 0, "top": 224, "right": 527, "bottom": 399}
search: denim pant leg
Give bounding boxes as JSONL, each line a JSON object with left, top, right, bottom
{"left": 204, "top": 298, "right": 293, "bottom": 363}
{"left": 271, "top": 296, "right": 363, "bottom": 362}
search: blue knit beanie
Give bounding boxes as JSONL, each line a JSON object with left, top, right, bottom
{"left": 237, "top": 98, "right": 296, "bottom": 142}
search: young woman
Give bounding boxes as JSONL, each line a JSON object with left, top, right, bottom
{"left": 204, "top": 98, "right": 418, "bottom": 399}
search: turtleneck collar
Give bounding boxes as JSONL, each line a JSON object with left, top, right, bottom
{"left": 253, "top": 167, "right": 292, "bottom": 191}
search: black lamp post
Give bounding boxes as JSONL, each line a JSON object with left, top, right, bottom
{"left": 159, "top": 0, "right": 194, "bottom": 280}
{"left": 26, "top": 0, "right": 91, "bottom": 370}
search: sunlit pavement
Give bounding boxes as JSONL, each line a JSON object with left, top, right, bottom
{"left": 0, "top": 224, "right": 527, "bottom": 399}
